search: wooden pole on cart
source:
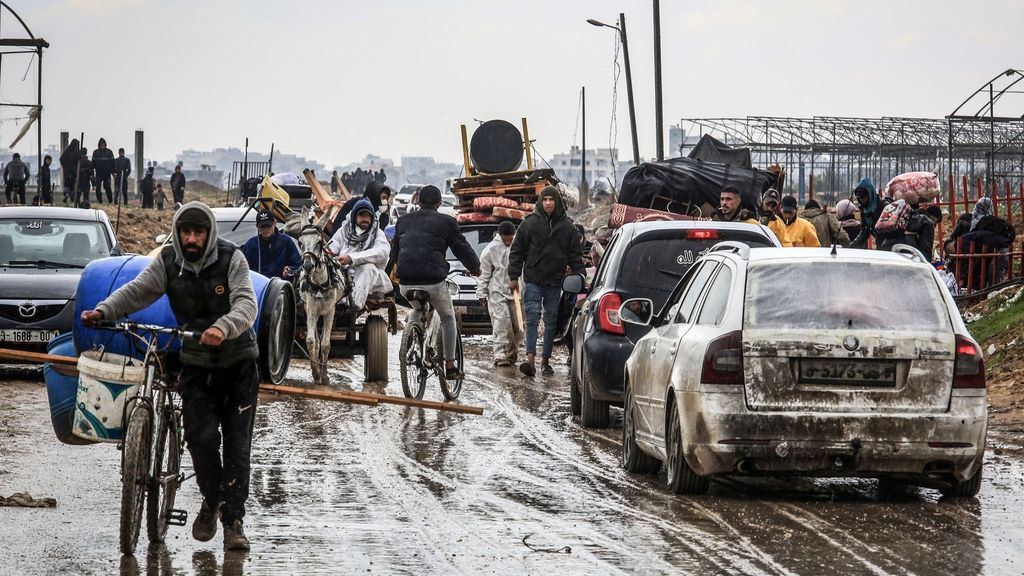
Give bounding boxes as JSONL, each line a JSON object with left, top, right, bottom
{"left": 460, "top": 124, "right": 473, "bottom": 177}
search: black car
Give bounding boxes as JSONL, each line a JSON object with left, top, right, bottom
{"left": 446, "top": 222, "right": 499, "bottom": 335}
{"left": 564, "top": 221, "right": 780, "bottom": 427}
{"left": 0, "top": 207, "right": 121, "bottom": 355}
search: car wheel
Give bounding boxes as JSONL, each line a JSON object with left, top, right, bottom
{"left": 942, "top": 462, "right": 983, "bottom": 498}
{"left": 665, "top": 398, "right": 709, "bottom": 495}
{"left": 258, "top": 278, "right": 295, "bottom": 384}
{"left": 569, "top": 367, "right": 581, "bottom": 417}
{"left": 622, "top": 377, "right": 660, "bottom": 474}
{"left": 579, "top": 365, "right": 610, "bottom": 428}
{"left": 363, "top": 316, "right": 389, "bottom": 382}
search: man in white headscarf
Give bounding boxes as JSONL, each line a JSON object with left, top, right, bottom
{"left": 327, "top": 197, "right": 393, "bottom": 311}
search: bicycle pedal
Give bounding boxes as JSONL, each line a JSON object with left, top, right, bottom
{"left": 167, "top": 509, "right": 188, "bottom": 526}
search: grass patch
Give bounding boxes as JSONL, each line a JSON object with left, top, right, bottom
{"left": 968, "top": 295, "right": 1024, "bottom": 345}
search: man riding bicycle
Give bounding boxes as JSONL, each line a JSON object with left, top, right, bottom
{"left": 388, "top": 185, "right": 480, "bottom": 379}
{"left": 80, "top": 201, "right": 259, "bottom": 551}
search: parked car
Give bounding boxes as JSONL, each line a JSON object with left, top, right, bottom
{"left": 446, "top": 222, "right": 499, "bottom": 335}
{"left": 391, "top": 184, "right": 426, "bottom": 220}
{"left": 0, "top": 207, "right": 120, "bottom": 355}
{"left": 620, "top": 243, "right": 987, "bottom": 498}
{"left": 563, "top": 221, "right": 781, "bottom": 428}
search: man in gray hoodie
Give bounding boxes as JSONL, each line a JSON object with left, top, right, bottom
{"left": 80, "top": 201, "right": 258, "bottom": 551}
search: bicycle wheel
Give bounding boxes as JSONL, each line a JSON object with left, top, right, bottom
{"left": 400, "top": 322, "right": 427, "bottom": 399}
{"left": 146, "top": 402, "right": 180, "bottom": 543}
{"left": 119, "top": 404, "right": 152, "bottom": 555}
{"left": 440, "top": 333, "right": 464, "bottom": 401}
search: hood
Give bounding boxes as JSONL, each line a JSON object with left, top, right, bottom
{"left": 854, "top": 177, "right": 878, "bottom": 215}
{"left": 97, "top": 137, "right": 107, "bottom": 148}
{"left": 348, "top": 198, "right": 376, "bottom": 228}
{"left": 835, "top": 198, "right": 856, "bottom": 220}
{"left": 362, "top": 181, "right": 383, "bottom": 209}
{"left": 0, "top": 269, "right": 81, "bottom": 300}
{"left": 170, "top": 201, "right": 219, "bottom": 273}
{"left": 534, "top": 185, "right": 566, "bottom": 219}
{"left": 802, "top": 207, "right": 827, "bottom": 219}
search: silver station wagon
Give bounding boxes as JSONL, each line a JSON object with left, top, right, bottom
{"left": 619, "top": 243, "right": 987, "bottom": 498}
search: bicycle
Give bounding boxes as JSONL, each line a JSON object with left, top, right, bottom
{"left": 91, "top": 321, "right": 199, "bottom": 555}
{"left": 399, "top": 270, "right": 467, "bottom": 401}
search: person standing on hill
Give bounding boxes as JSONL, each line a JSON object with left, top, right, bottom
{"left": 171, "top": 164, "right": 187, "bottom": 205}
{"left": 114, "top": 148, "right": 132, "bottom": 205}
{"left": 38, "top": 155, "right": 53, "bottom": 205}
{"left": 508, "top": 186, "right": 585, "bottom": 377}
{"left": 60, "top": 139, "right": 80, "bottom": 205}
{"left": 91, "top": 138, "right": 115, "bottom": 203}
{"left": 3, "top": 152, "right": 29, "bottom": 205}
{"left": 76, "top": 148, "right": 94, "bottom": 208}
{"left": 140, "top": 166, "right": 155, "bottom": 209}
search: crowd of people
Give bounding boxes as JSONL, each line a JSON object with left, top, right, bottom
{"left": 712, "top": 178, "right": 1017, "bottom": 293}
{"left": 1, "top": 138, "right": 185, "bottom": 209}
{"left": 333, "top": 167, "right": 386, "bottom": 197}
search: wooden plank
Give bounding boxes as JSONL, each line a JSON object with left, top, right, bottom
{"left": 259, "top": 383, "right": 379, "bottom": 406}
{"left": 331, "top": 172, "right": 353, "bottom": 201}
{"left": 0, "top": 348, "right": 78, "bottom": 366}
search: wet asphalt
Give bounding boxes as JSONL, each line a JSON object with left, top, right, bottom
{"left": 1, "top": 333, "right": 1023, "bottom": 576}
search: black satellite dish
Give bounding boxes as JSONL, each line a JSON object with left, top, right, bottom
{"left": 470, "top": 120, "right": 524, "bottom": 174}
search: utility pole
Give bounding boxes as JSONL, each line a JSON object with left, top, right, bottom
{"left": 586, "top": 14, "right": 639, "bottom": 166}
{"left": 653, "top": 0, "right": 665, "bottom": 161}
{"left": 581, "top": 86, "right": 588, "bottom": 207}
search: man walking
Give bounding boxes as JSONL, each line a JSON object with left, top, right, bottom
{"left": 113, "top": 148, "right": 132, "bottom": 205}
{"left": 3, "top": 152, "right": 29, "bottom": 204}
{"left": 38, "top": 155, "right": 53, "bottom": 205}
{"left": 171, "top": 164, "right": 187, "bottom": 205}
{"left": 508, "top": 186, "right": 585, "bottom": 377}
{"left": 768, "top": 195, "right": 821, "bottom": 247}
{"left": 81, "top": 201, "right": 259, "bottom": 551}
{"left": 476, "top": 221, "right": 522, "bottom": 366}
{"left": 801, "top": 199, "right": 849, "bottom": 247}
{"left": 712, "top": 184, "right": 757, "bottom": 223}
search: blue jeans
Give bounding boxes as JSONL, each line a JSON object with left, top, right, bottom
{"left": 523, "top": 283, "right": 561, "bottom": 360}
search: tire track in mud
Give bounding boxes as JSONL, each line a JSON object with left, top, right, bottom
{"left": 461, "top": 369, "right": 795, "bottom": 574}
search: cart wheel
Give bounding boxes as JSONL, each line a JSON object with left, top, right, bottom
{"left": 364, "top": 316, "right": 389, "bottom": 382}
{"left": 257, "top": 278, "right": 295, "bottom": 384}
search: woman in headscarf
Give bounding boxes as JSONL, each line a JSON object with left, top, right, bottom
{"left": 835, "top": 198, "right": 862, "bottom": 243}
{"left": 850, "top": 178, "right": 881, "bottom": 248}
{"left": 969, "top": 197, "right": 993, "bottom": 231}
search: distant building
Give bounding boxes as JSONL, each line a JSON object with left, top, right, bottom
{"left": 545, "top": 146, "right": 623, "bottom": 191}
{"left": 669, "top": 125, "right": 701, "bottom": 158}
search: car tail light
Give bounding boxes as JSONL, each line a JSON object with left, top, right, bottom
{"left": 597, "top": 292, "right": 624, "bottom": 335}
{"left": 953, "top": 335, "right": 985, "bottom": 389}
{"left": 687, "top": 229, "right": 719, "bottom": 240}
{"left": 701, "top": 330, "right": 743, "bottom": 385}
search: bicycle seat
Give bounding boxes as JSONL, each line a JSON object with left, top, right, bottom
{"left": 406, "top": 289, "right": 430, "bottom": 303}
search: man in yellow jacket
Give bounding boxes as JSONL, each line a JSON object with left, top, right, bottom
{"left": 768, "top": 195, "right": 821, "bottom": 247}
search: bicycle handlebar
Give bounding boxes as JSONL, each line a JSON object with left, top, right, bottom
{"left": 94, "top": 320, "right": 201, "bottom": 342}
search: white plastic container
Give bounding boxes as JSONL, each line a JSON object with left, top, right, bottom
{"left": 72, "top": 351, "right": 148, "bottom": 443}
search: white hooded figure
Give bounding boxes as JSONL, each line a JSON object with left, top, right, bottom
{"left": 476, "top": 221, "right": 523, "bottom": 365}
{"left": 327, "top": 198, "right": 393, "bottom": 311}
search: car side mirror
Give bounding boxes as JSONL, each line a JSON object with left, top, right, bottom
{"left": 110, "top": 245, "right": 122, "bottom": 256}
{"left": 619, "top": 298, "right": 654, "bottom": 326}
{"left": 562, "top": 273, "right": 585, "bottom": 295}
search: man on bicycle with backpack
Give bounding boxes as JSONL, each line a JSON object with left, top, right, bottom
{"left": 80, "top": 201, "right": 259, "bottom": 551}
{"left": 388, "top": 185, "right": 480, "bottom": 379}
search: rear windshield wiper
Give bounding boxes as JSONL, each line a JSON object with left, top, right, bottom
{"left": 5, "top": 259, "right": 85, "bottom": 269}
{"left": 658, "top": 268, "right": 684, "bottom": 278}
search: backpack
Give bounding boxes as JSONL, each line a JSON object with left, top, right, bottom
{"left": 875, "top": 199, "right": 911, "bottom": 234}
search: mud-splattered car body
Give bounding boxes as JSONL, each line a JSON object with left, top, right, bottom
{"left": 621, "top": 244, "right": 987, "bottom": 497}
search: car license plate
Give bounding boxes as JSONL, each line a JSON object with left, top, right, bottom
{"left": 0, "top": 329, "right": 58, "bottom": 344}
{"left": 798, "top": 359, "right": 896, "bottom": 386}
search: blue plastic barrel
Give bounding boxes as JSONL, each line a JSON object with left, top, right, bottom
{"left": 43, "top": 332, "right": 97, "bottom": 445}
{"left": 73, "top": 255, "right": 270, "bottom": 359}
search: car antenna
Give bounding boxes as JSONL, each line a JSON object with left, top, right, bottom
{"left": 830, "top": 242, "right": 838, "bottom": 257}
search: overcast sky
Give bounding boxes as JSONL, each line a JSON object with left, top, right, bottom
{"left": 1, "top": 0, "right": 1022, "bottom": 166}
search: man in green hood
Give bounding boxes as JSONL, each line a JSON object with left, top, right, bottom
{"left": 508, "top": 186, "right": 585, "bottom": 377}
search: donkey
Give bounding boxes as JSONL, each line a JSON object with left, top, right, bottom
{"left": 297, "top": 207, "right": 347, "bottom": 385}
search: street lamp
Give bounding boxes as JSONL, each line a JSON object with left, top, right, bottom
{"left": 587, "top": 14, "right": 640, "bottom": 166}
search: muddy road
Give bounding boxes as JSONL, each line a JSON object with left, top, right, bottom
{"left": 2, "top": 334, "right": 1023, "bottom": 575}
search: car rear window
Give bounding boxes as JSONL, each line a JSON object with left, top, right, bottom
{"left": 616, "top": 229, "right": 774, "bottom": 308}
{"left": 744, "top": 261, "right": 950, "bottom": 330}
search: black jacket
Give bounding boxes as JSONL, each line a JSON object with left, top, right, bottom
{"left": 92, "top": 144, "right": 114, "bottom": 177}
{"left": 114, "top": 156, "right": 132, "bottom": 187}
{"left": 390, "top": 206, "right": 480, "bottom": 285}
{"left": 508, "top": 190, "right": 584, "bottom": 287}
